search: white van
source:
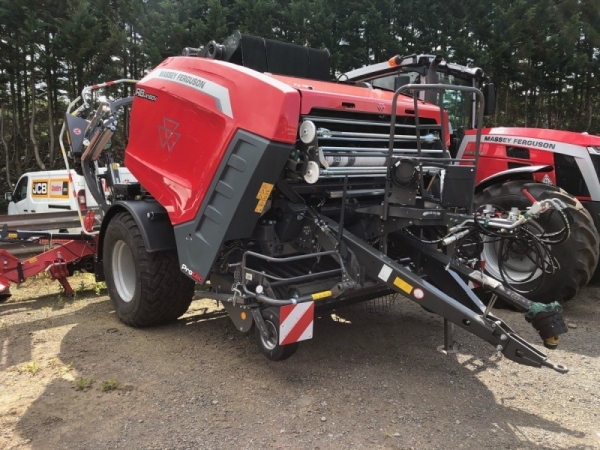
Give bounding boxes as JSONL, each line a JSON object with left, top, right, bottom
{"left": 5, "top": 167, "right": 136, "bottom": 215}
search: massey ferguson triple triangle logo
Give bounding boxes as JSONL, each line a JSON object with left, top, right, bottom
{"left": 158, "top": 118, "right": 181, "bottom": 152}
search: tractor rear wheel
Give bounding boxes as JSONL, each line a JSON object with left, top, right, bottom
{"left": 103, "top": 212, "right": 194, "bottom": 327}
{"left": 474, "top": 181, "right": 599, "bottom": 303}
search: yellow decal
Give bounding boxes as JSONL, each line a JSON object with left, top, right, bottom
{"left": 112, "top": 163, "right": 119, "bottom": 170}
{"left": 254, "top": 182, "right": 274, "bottom": 213}
{"left": 8, "top": 232, "right": 17, "bottom": 239}
{"left": 393, "top": 276, "right": 413, "bottom": 294}
{"left": 32, "top": 178, "right": 69, "bottom": 198}
{"left": 28, "top": 256, "right": 38, "bottom": 264}
{"left": 311, "top": 291, "right": 332, "bottom": 301}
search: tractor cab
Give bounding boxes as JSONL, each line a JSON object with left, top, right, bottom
{"left": 343, "top": 55, "right": 496, "bottom": 156}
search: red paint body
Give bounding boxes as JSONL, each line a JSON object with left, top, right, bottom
{"left": 463, "top": 127, "right": 600, "bottom": 186}
{"left": 0, "top": 239, "right": 96, "bottom": 295}
{"left": 125, "top": 57, "right": 444, "bottom": 225}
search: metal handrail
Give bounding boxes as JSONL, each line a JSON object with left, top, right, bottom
{"left": 384, "top": 84, "right": 486, "bottom": 218}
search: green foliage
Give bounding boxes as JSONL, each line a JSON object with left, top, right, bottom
{"left": 48, "top": 358, "right": 73, "bottom": 375}
{"left": 1, "top": 0, "right": 599, "bottom": 195}
{"left": 101, "top": 378, "right": 121, "bottom": 392}
{"left": 74, "top": 376, "right": 94, "bottom": 391}
{"left": 94, "top": 281, "right": 107, "bottom": 295}
{"left": 19, "top": 361, "right": 40, "bottom": 375}
{"left": 55, "top": 293, "right": 65, "bottom": 308}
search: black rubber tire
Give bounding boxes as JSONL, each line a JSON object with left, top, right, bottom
{"left": 103, "top": 212, "right": 194, "bottom": 327}
{"left": 475, "top": 181, "right": 599, "bottom": 303}
{"left": 255, "top": 307, "right": 299, "bottom": 361}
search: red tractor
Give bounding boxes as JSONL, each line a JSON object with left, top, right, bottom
{"left": 345, "top": 55, "right": 600, "bottom": 304}
{"left": 2, "top": 32, "right": 572, "bottom": 374}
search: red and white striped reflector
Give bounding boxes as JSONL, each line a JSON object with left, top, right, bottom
{"left": 279, "top": 302, "right": 314, "bottom": 345}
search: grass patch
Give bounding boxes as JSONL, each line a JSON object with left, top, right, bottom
{"left": 74, "top": 376, "right": 94, "bottom": 391}
{"left": 9, "top": 272, "right": 107, "bottom": 304}
{"left": 55, "top": 293, "right": 66, "bottom": 309}
{"left": 49, "top": 359, "right": 74, "bottom": 375}
{"left": 19, "top": 361, "right": 40, "bottom": 375}
{"left": 101, "top": 378, "right": 120, "bottom": 392}
{"left": 94, "top": 281, "right": 107, "bottom": 295}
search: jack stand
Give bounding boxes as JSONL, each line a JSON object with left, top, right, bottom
{"left": 55, "top": 277, "right": 74, "bottom": 296}
{"left": 437, "top": 319, "right": 460, "bottom": 355}
{"left": 48, "top": 261, "right": 74, "bottom": 296}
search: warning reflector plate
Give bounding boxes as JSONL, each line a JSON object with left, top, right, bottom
{"left": 279, "top": 302, "right": 315, "bottom": 345}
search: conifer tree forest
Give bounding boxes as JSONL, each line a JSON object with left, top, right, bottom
{"left": 1, "top": 0, "right": 599, "bottom": 191}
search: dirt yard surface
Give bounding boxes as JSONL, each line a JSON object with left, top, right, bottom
{"left": 1, "top": 274, "right": 599, "bottom": 450}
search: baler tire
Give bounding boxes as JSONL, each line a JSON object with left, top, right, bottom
{"left": 255, "top": 307, "right": 299, "bottom": 361}
{"left": 475, "top": 180, "right": 599, "bottom": 304}
{"left": 103, "top": 212, "right": 194, "bottom": 327}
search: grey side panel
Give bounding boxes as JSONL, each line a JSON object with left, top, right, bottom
{"left": 174, "top": 129, "right": 293, "bottom": 283}
{"left": 97, "top": 200, "right": 176, "bottom": 263}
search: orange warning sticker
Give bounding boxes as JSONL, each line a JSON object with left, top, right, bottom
{"left": 254, "top": 182, "right": 274, "bottom": 213}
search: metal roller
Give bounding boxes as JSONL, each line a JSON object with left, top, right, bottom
{"left": 325, "top": 156, "right": 386, "bottom": 167}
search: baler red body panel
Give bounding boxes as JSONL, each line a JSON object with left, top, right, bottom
{"left": 125, "top": 57, "right": 302, "bottom": 225}
{"left": 126, "top": 57, "right": 447, "bottom": 225}
{"left": 270, "top": 74, "right": 443, "bottom": 118}
{"left": 271, "top": 75, "right": 450, "bottom": 147}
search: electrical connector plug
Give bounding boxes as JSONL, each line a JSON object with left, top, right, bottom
{"left": 525, "top": 301, "right": 568, "bottom": 349}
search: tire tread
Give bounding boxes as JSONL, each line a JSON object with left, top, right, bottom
{"left": 105, "top": 212, "right": 194, "bottom": 327}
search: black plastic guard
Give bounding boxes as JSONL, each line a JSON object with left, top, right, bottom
{"left": 64, "top": 113, "right": 90, "bottom": 156}
{"left": 174, "top": 130, "right": 293, "bottom": 284}
{"left": 97, "top": 200, "right": 176, "bottom": 262}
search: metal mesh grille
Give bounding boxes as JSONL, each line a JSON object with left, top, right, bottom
{"left": 304, "top": 108, "right": 443, "bottom": 156}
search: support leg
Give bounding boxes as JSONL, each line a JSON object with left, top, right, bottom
{"left": 56, "top": 277, "right": 74, "bottom": 296}
{"left": 437, "top": 319, "right": 459, "bottom": 355}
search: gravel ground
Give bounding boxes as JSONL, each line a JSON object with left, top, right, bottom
{"left": 0, "top": 274, "right": 599, "bottom": 449}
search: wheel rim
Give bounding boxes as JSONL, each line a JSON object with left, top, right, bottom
{"left": 112, "top": 240, "right": 136, "bottom": 302}
{"left": 260, "top": 320, "right": 279, "bottom": 350}
{"left": 482, "top": 234, "right": 544, "bottom": 285}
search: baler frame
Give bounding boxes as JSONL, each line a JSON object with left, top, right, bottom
{"left": 3, "top": 34, "right": 571, "bottom": 375}
{"left": 192, "top": 81, "right": 569, "bottom": 372}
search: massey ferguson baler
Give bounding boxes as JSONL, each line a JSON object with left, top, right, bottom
{"left": 56, "top": 32, "right": 572, "bottom": 372}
